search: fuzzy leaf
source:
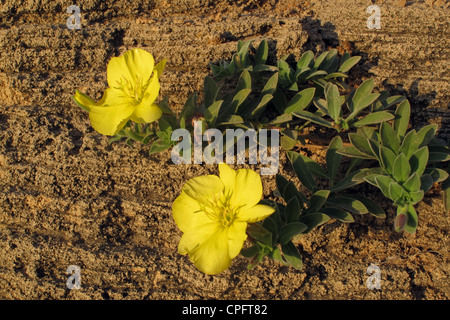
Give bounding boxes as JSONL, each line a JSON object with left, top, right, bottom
{"left": 279, "top": 222, "right": 308, "bottom": 244}
{"left": 299, "top": 213, "right": 330, "bottom": 233}
{"left": 288, "top": 151, "right": 317, "bottom": 191}
{"left": 353, "top": 111, "right": 394, "bottom": 127}
{"left": 338, "top": 56, "right": 361, "bottom": 73}
{"left": 409, "top": 146, "right": 429, "bottom": 177}
{"left": 320, "top": 208, "right": 354, "bottom": 223}
{"left": 325, "top": 83, "right": 341, "bottom": 122}
{"left": 292, "top": 111, "right": 333, "bottom": 129}
{"left": 380, "top": 122, "right": 401, "bottom": 153}
{"left": 399, "top": 130, "right": 419, "bottom": 159}
{"left": 297, "top": 51, "right": 315, "bottom": 70}
{"left": 347, "top": 195, "right": 386, "bottom": 218}
{"left": 393, "top": 100, "right": 411, "bottom": 140}
{"left": 348, "top": 133, "right": 376, "bottom": 158}
{"left": 281, "top": 242, "right": 303, "bottom": 270}
{"left": 326, "top": 196, "right": 369, "bottom": 215}
{"left": 326, "top": 136, "right": 343, "bottom": 186}
{"left": 255, "top": 39, "right": 268, "bottom": 65}
{"left": 308, "top": 190, "right": 330, "bottom": 213}
{"left": 402, "top": 172, "right": 421, "bottom": 192}
{"left": 284, "top": 87, "right": 316, "bottom": 114}
{"left": 392, "top": 153, "right": 411, "bottom": 184}
{"left": 416, "top": 124, "right": 438, "bottom": 148}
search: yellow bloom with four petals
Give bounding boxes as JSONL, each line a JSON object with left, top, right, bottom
{"left": 172, "top": 164, "right": 275, "bottom": 275}
{"left": 73, "top": 48, "right": 166, "bottom": 136}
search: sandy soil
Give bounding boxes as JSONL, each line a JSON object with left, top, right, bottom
{"left": 0, "top": 0, "right": 448, "bottom": 300}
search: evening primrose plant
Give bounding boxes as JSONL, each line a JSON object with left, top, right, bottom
{"left": 73, "top": 40, "right": 448, "bottom": 275}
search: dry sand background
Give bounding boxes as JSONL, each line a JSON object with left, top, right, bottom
{"left": 0, "top": 0, "right": 448, "bottom": 299}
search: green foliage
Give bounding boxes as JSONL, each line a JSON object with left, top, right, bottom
{"left": 243, "top": 136, "right": 386, "bottom": 270}
{"left": 338, "top": 100, "right": 449, "bottom": 233}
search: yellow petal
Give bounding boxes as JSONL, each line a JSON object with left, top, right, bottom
{"left": 181, "top": 226, "right": 232, "bottom": 275}
{"left": 172, "top": 192, "right": 213, "bottom": 233}
{"left": 131, "top": 75, "right": 162, "bottom": 123}
{"left": 219, "top": 163, "right": 236, "bottom": 195}
{"left": 130, "top": 103, "right": 162, "bottom": 123}
{"left": 227, "top": 221, "right": 248, "bottom": 259}
{"left": 154, "top": 59, "right": 167, "bottom": 79}
{"left": 232, "top": 168, "right": 263, "bottom": 209}
{"left": 237, "top": 204, "right": 274, "bottom": 223}
{"left": 182, "top": 175, "right": 224, "bottom": 204}
{"left": 89, "top": 102, "right": 134, "bottom": 136}
{"left": 107, "top": 49, "right": 155, "bottom": 88}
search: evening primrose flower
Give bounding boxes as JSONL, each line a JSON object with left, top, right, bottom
{"left": 73, "top": 48, "right": 166, "bottom": 136}
{"left": 172, "top": 164, "right": 274, "bottom": 275}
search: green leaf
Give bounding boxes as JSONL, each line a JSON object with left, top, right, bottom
{"left": 338, "top": 56, "right": 361, "bottom": 73}
{"left": 347, "top": 195, "right": 386, "bottom": 218}
{"left": 379, "top": 145, "right": 397, "bottom": 175}
{"left": 426, "top": 168, "right": 449, "bottom": 183}
{"left": 325, "top": 83, "right": 341, "bottom": 122}
{"left": 404, "top": 204, "right": 418, "bottom": 234}
{"left": 279, "top": 222, "right": 308, "bottom": 244}
{"left": 276, "top": 174, "right": 290, "bottom": 197}
{"left": 288, "top": 151, "right": 317, "bottom": 191}
{"left": 338, "top": 146, "right": 375, "bottom": 160}
{"left": 326, "top": 196, "right": 369, "bottom": 215}
{"left": 204, "top": 100, "right": 223, "bottom": 127}
{"left": 297, "top": 51, "right": 315, "bottom": 70}
{"left": 351, "top": 79, "right": 375, "bottom": 113}
{"left": 402, "top": 172, "right": 421, "bottom": 192}
{"left": 380, "top": 122, "right": 401, "bottom": 153}
{"left": 283, "top": 181, "right": 308, "bottom": 205}
{"left": 392, "top": 153, "right": 411, "bottom": 184}
{"left": 319, "top": 49, "right": 339, "bottom": 73}
{"left": 278, "top": 59, "right": 294, "bottom": 87}
{"left": 236, "top": 69, "right": 252, "bottom": 93}
{"left": 285, "top": 197, "right": 302, "bottom": 223}
{"left": 179, "top": 92, "right": 197, "bottom": 129}
{"left": 272, "top": 87, "right": 288, "bottom": 114}
{"left": 348, "top": 133, "right": 376, "bottom": 158}
{"left": 324, "top": 72, "right": 348, "bottom": 79}
{"left": 269, "top": 113, "right": 293, "bottom": 125}
{"left": 261, "top": 72, "right": 279, "bottom": 96}
{"left": 240, "top": 245, "right": 259, "bottom": 258}
{"left": 420, "top": 174, "right": 434, "bottom": 192}
{"left": 374, "top": 175, "right": 397, "bottom": 199}
{"left": 353, "top": 111, "right": 395, "bottom": 127}
{"left": 255, "top": 39, "right": 268, "bottom": 65}
{"left": 297, "top": 154, "right": 329, "bottom": 179}
{"left": 284, "top": 87, "right": 316, "bottom": 114}
{"left": 326, "top": 136, "right": 343, "bottom": 186}
{"left": 305, "top": 70, "right": 328, "bottom": 80}
{"left": 250, "top": 94, "right": 273, "bottom": 119}
{"left": 389, "top": 181, "right": 406, "bottom": 203}
{"left": 204, "top": 76, "right": 219, "bottom": 108}
{"left": 428, "top": 152, "right": 450, "bottom": 163}
{"left": 314, "top": 51, "right": 329, "bottom": 69}
{"left": 409, "top": 146, "right": 429, "bottom": 177}
{"left": 231, "top": 88, "right": 252, "bottom": 114}
{"left": 393, "top": 100, "right": 410, "bottom": 140}
{"left": 399, "top": 130, "right": 418, "bottom": 159}
{"left": 292, "top": 111, "right": 333, "bottom": 129}
{"left": 409, "top": 190, "right": 424, "bottom": 205}
{"left": 443, "top": 175, "right": 450, "bottom": 212}
{"left": 307, "top": 190, "right": 330, "bottom": 213}
{"left": 281, "top": 242, "right": 303, "bottom": 270}
{"left": 299, "top": 213, "right": 330, "bottom": 233}
{"left": 149, "top": 138, "right": 172, "bottom": 155}
{"left": 157, "top": 95, "right": 174, "bottom": 115}
{"left": 320, "top": 208, "right": 355, "bottom": 223}
{"left": 416, "top": 124, "right": 438, "bottom": 148}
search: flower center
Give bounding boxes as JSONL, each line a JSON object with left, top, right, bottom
{"left": 202, "top": 191, "right": 239, "bottom": 228}
{"left": 116, "top": 76, "right": 147, "bottom": 105}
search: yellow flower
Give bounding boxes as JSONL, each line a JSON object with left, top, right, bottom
{"left": 172, "top": 164, "right": 275, "bottom": 275}
{"left": 73, "top": 48, "right": 166, "bottom": 136}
